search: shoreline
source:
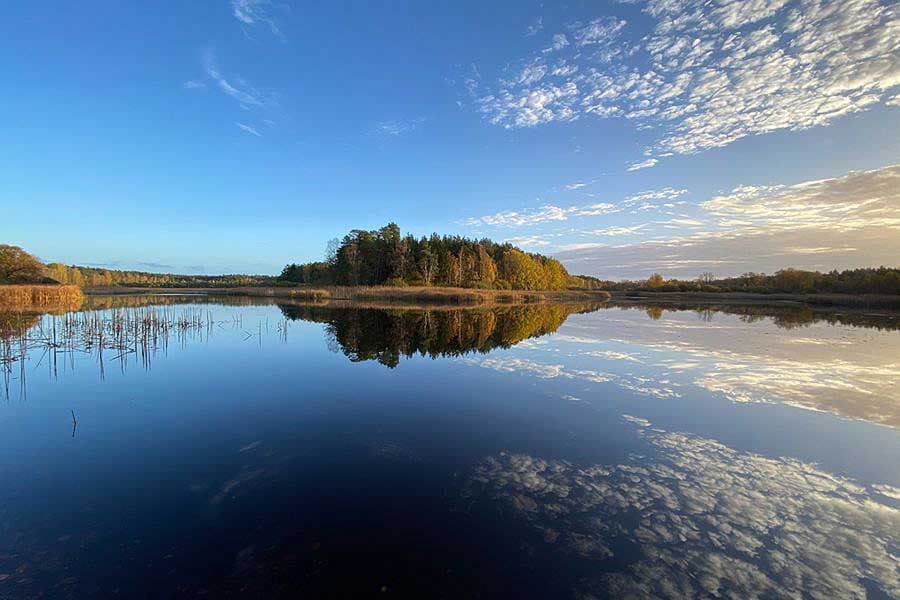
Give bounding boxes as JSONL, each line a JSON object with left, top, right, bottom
{"left": 6, "top": 284, "right": 900, "bottom": 311}
{"left": 609, "top": 290, "right": 900, "bottom": 310}
{"left": 80, "top": 285, "right": 613, "bottom": 305}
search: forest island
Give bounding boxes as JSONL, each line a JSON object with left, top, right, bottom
{"left": 2, "top": 223, "right": 899, "bottom": 309}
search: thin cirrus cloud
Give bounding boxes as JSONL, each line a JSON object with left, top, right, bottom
{"left": 373, "top": 118, "right": 426, "bottom": 137}
{"left": 555, "top": 164, "right": 900, "bottom": 278}
{"left": 185, "top": 51, "right": 273, "bottom": 136}
{"left": 235, "top": 122, "right": 262, "bottom": 137}
{"left": 475, "top": 0, "right": 899, "bottom": 167}
{"left": 205, "top": 63, "right": 264, "bottom": 108}
{"left": 231, "top": 0, "right": 288, "bottom": 39}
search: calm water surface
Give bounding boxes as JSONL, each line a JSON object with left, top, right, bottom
{"left": 1, "top": 296, "right": 898, "bottom": 598}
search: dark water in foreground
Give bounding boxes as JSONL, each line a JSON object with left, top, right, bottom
{"left": 0, "top": 296, "right": 898, "bottom": 598}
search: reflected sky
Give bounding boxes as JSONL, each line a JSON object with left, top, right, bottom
{"left": 468, "top": 416, "right": 899, "bottom": 599}
{"left": 460, "top": 303, "right": 900, "bottom": 427}
{"left": 0, "top": 296, "right": 897, "bottom": 597}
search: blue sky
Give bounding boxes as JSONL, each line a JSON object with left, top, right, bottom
{"left": 2, "top": 0, "right": 898, "bottom": 278}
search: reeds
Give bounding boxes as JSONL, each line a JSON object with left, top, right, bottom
{"left": 80, "top": 285, "right": 610, "bottom": 305}
{"left": 1, "top": 306, "right": 217, "bottom": 398}
{"left": 0, "top": 285, "right": 83, "bottom": 311}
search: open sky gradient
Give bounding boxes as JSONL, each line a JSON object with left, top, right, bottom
{"left": 2, "top": 0, "right": 898, "bottom": 278}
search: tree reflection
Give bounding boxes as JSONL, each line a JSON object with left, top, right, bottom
{"left": 617, "top": 301, "right": 900, "bottom": 330}
{"left": 278, "top": 303, "right": 603, "bottom": 368}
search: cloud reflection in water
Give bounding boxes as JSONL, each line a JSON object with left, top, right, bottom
{"left": 467, "top": 417, "right": 900, "bottom": 598}
{"left": 467, "top": 304, "right": 900, "bottom": 427}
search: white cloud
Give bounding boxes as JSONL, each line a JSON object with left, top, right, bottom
{"left": 526, "top": 16, "right": 544, "bottom": 36}
{"left": 699, "top": 164, "right": 900, "bottom": 232}
{"left": 543, "top": 33, "right": 570, "bottom": 53}
{"left": 627, "top": 158, "right": 658, "bottom": 171}
{"left": 462, "top": 187, "right": 686, "bottom": 228}
{"left": 556, "top": 164, "right": 900, "bottom": 278}
{"left": 590, "top": 224, "right": 649, "bottom": 236}
{"left": 463, "top": 205, "right": 569, "bottom": 227}
{"left": 183, "top": 80, "right": 206, "bottom": 90}
{"left": 235, "top": 122, "right": 262, "bottom": 137}
{"left": 477, "top": 0, "right": 900, "bottom": 162}
{"left": 374, "top": 118, "right": 424, "bottom": 137}
{"left": 572, "top": 17, "right": 627, "bottom": 48}
{"left": 556, "top": 242, "right": 610, "bottom": 252}
{"left": 504, "top": 235, "right": 552, "bottom": 247}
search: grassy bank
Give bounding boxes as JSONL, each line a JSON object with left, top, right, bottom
{"left": 612, "top": 291, "right": 900, "bottom": 309}
{"left": 0, "top": 284, "right": 84, "bottom": 311}
{"left": 84, "top": 285, "right": 611, "bottom": 305}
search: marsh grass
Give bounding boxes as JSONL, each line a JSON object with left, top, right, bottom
{"left": 0, "top": 285, "right": 83, "bottom": 311}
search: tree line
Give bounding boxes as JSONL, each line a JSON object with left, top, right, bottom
{"left": 600, "top": 267, "right": 900, "bottom": 295}
{"left": 1, "top": 244, "right": 275, "bottom": 287}
{"left": 4, "top": 241, "right": 898, "bottom": 295}
{"left": 278, "top": 223, "right": 601, "bottom": 291}
{"left": 43, "top": 263, "right": 273, "bottom": 288}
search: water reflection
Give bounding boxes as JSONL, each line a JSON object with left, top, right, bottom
{"left": 2, "top": 298, "right": 899, "bottom": 427}
{"left": 466, "top": 416, "right": 900, "bottom": 598}
{"left": 616, "top": 300, "right": 900, "bottom": 331}
{"left": 462, "top": 302, "right": 900, "bottom": 427}
{"left": 278, "top": 303, "right": 603, "bottom": 367}
{"left": 0, "top": 296, "right": 897, "bottom": 597}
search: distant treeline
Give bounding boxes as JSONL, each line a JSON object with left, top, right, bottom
{"left": 42, "top": 263, "right": 274, "bottom": 288}
{"left": 599, "top": 267, "right": 900, "bottom": 296}
{"left": 278, "top": 223, "right": 601, "bottom": 291}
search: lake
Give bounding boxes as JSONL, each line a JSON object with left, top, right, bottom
{"left": 1, "top": 295, "right": 898, "bottom": 598}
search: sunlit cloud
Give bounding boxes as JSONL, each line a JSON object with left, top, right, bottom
{"left": 588, "top": 224, "right": 649, "bottom": 236}
{"left": 556, "top": 164, "right": 900, "bottom": 278}
{"left": 461, "top": 187, "right": 686, "bottom": 228}
{"left": 462, "top": 205, "right": 569, "bottom": 227}
{"left": 475, "top": 0, "right": 900, "bottom": 165}
{"left": 627, "top": 158, "right": 658, "bottom": 171}
{"left": 504, "top": 235, "right": 552, "bottom": 248}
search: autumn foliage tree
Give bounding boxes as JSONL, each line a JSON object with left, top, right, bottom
{"left": 278, "top": 223, "right": 599, "bottom": 291}
{"left": 0, "top": 245, "right": 45, "bottom": 283}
